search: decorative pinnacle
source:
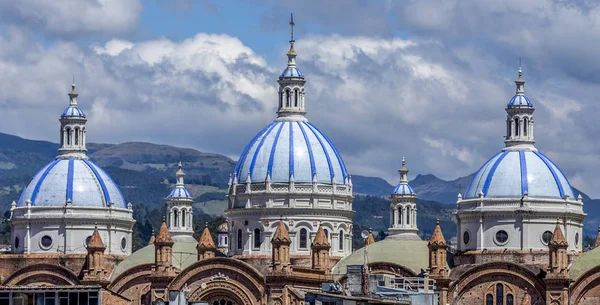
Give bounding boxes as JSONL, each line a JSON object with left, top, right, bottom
{"left": 436, "top": 218, "right": 440, "bottom": 225}
{"left": 515, "top": 60, "right": 525, "bottom": 95}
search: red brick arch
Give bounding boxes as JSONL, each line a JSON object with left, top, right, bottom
{"left": 448, "top": 262, "right": 545, "bottom": 305}
{"left": 169, "top": 258, "right": 266, "bottom": 305}
{"left": 570, "top": 264, "right": 600, "bottom": 305}
{"left": 3, "top": 263, "right": 80, "bottom": 286}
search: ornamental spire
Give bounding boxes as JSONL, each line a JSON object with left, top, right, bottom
{"left": 58, "top": 82, "right": 88, "bottom": 159}
{"left": 176, "top": 161, "right": 185, "bottom": 186}
{"left": 276, "top": 13, "right": 307, "bottom": 121}
{"left": 399, "top": 157, "right": 409, "bottom": 183}
{"left": 515, "top": 58, "right": 525, "bottom": 95}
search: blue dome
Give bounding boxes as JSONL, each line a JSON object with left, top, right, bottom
{"left": 280, "top": 66, "right": 303, "bottom": 78}
{"left": 393, "top": 183, "right": 415, "bottom": 195}
{"left": 464, "top": 150, "right": 575, "bottom": 199}
{"left": 233, "top": 121, "right": 348, "bottom": 184}
{"left": 18, "top": 158, "right": 125, "bottom": 207}
{"left": 167, "top": 186, "right": 192, "bottom": 199}
{"left": 507, "top": 95, "right": 532, "bottom": 107}
{"left": 62, "top": 105, "right": 86, "bottom": 117}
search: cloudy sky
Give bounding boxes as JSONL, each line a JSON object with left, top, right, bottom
{"left": 0, "top": 0, "right": 599, "bottom": 197}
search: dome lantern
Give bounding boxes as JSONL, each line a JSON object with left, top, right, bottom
{"left": 58, "top": 83, "right": 88, "bottom": 159}
{"left": 388, "top": 158, "right": 420, "bottom": 241}
{"left": 504, "top": 65, "right": 535, "bottom": 150}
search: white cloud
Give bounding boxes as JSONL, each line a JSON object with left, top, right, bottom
{"left": 0, "top": 0, "right": 141, "bottom": 37}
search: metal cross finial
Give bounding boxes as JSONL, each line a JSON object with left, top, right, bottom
{"left": 289, "top": 13, "right": 295, "bottom": 43}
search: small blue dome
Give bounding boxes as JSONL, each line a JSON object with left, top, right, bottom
{"left": 62, "top": 105, "right": 86, "bottom": 117}
{"left": 18, "top": 158, "right": 125, "bottom": 207}
{"left": 280, "top": 67, "right": 303, "bottom": 78}
{"left": 507, "top": 95, "right": 532, "bottom": 107}
{"left": 464, "top": 150, "right": 575, "bottom": 199}
{"left": 167, "top": 186, "right": 192, "bottom": 199}
{"left": 393, "top": 183, "right": 415, "bottom": 195}
{"left": 233, "top": 121, "right": 348, "bottom": 184}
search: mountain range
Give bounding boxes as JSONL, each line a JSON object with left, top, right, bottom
{"left": 1, "top": 132, "right": 598, "bottom": 249}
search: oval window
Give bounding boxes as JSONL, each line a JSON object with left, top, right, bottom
{"left": 121, "top": 237, "right": 127, "bottom": 251}
{"left": 14, "top": 236, "right": 19, "bottom": 249}
{"left": 463, "top": 231, "right": 470, "bottom": 245}
{"left": 495, "top": 230, "right": 508, "bottom": 245}
{"left": 542, "top": 231, "right": 553, "bottom": 245}
{"left": 41, "top": 235, "right": 53, "bottom": 249}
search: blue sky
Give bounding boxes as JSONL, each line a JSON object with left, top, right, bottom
{"left": 1, "top": 0, "right": 600, "bottom": 198}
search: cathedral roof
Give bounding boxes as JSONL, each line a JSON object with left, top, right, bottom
{"left": 197, "top": 226, "right": 216, "bottom": 249}
{"left": 167, "top": 162, "right": 193, "bottom": 199}
{"left": 332, "top": 239, "right": 430, "bottom": 280}
{"left": 280, "top": 66, "right": 303, "bottom": 78}
{"left": 392, "top": 157, "right": 416, "bottom": 196}
{"left": 61, "top": 84, "right": 86, "bottom": 117}
{"left": 464, "top": 150, "right": 574, "bottom": 200}
{"left": 156, "top": 218, "right": 173, "bottom": 245}
{"left": 312, "top": 225, "right": 330, "bottom": 248}
{"left": 232, "top": 121, "right": 349, "bottom": 185}
{"left": 507, "top": 95, "right": 533, "bottom": 107}
{"left": 18, "top": 158, "right": 126, "bottom": 208}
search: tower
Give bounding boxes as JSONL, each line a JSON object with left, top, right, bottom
{"left": 311, "top": 224, "right": 331, "bottom": 272}
{"left": 166, "top": 162, "right": 195, "bottom": 242}
{"left": 504, "top": 66, "right": 535, "bottom": 149}
{"left": 545, "top": 219, "right": 569, "bottom": 305}
{"left": 428, "top": 219, "right": 449, "bottom": 305}
{"left": 387, "top": 157, "right": 420, "bottom": 240}
{"left": 276, "top": 13, "right": 306, "bottom": 121}
{"left": 58, "top": 83, "right": 88, "bottom": 158}
{"left": 271, "top": 220, "right": 291, "bottom": 273}
{"left": 197, "top": 225, "right": 216, "bottom": 261}
{"left": 153, "top": 217, "right": 175, "bottom": 276}
{"left": 82, "top": 224, "right": 108, "bottom": 285}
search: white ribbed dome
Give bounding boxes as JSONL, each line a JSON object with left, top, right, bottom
{"left": 464, "top": 150, "right": 575, "bottom": 199}
{"left": 18, "top": 158, "right": 125, "bottom": 208}
{"left": 232, "top": 120, "right": 349, "bottom": 184}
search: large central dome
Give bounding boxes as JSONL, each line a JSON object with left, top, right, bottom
{"left": 233, "top": 121, "right": 348, "bottom": 184}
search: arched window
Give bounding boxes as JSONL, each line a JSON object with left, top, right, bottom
{"left": 279, "top": 92, "right": 283, "bottom": 109}
{"left": 224, "top": 236, "right": 228, "bottom": 245}
{"left": 294, "top": 90, "right": 298, "bottom": 107}
{"left": 174, "top": 210, "right": 179, "bottom": 227}
{"left": 485, "top": 294, "right": 493, "bottom": 305}
{"left": 181, "top": 209, "right": 186, "bottom": 227}
{"left": 339, "top": 230, "right": 344, "bottom": 251}
{"left": 66, "top": 128, "right": 72, "bottom": 145}
{"left": 324, "top": 229, "right": 329, "bottom": 240}
{"left": 74, "top": 127, "right": 79, "bottom": 145}
{"left": 496, "top": 283, "right": 504, "bottom": 305}
{"left": 237, "top": 229, "right": 243, "bottom": 249}
{"left": 398, "top": 209, "right": 403, "bottom": 225}
{"left": 285, "top": 89, "right": 290, "bottom": 107}
{"left": 406, "top": 207, "right": 411, "bottom": 225}
{"left": 254, "top": 228, "right": 261, "bottom": 249}
{"left": 523, "top": 117, "right": 528, "bottom": 136}
{"left": 299, "top": 228, "right": 308, "bottom": 249}
{"left": 507, "top": 294, "right": 514, "bottom": 305}
{"left": 514, "top": 117, "right": 520, "bottom": 136}
{"left": 507, "top": 121, "right": 511, "bottom": 139}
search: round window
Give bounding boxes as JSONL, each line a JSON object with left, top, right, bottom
{"left": 495, "top": 230, "right": 508, "bottom": 245}
{"left": 14, "top": 236, "right": 19, "bottom": 249}
{"left": 121, "top": 237, "right": 127, "bottom": 251}
{"left": 575, "top": 232, "right": 580, "bottom": 246}
{"left": 542, "top": 231, "right": 553, "bottom": 245}
{"left": 463, "top": 231, "right": 470, "bottom": 245}
{"left": 40, "top": 235, "right": 53, "bottom": 249}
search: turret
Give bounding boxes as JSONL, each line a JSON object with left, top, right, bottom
{"left": 166, "top": 162, "right": 195, "bottom": 242}
{"left": 82, "top": 224, "right": 108, "bottom": 284}
{"left": 197, "top": 225, "right": 216, "bottom": 261}
{"left": 154, "top": 217, "right": 175, "bottom": 276}
{"left": 311, "top": 224, "right": 331, "bottom": 272}
{"left": 388, "top": 157, "right": 420, "bottom": 240}
{"left": 271, "top": 220, "right": 291, "bottom": 272}
{"left": 504, "top": 65, "right": 536, "bottom": 150}
{"left": 58, "top": 83, "right": 88, "bottom": 159}
{"left": 364, "top": 229, "right": 375, "bottom": 246}
{"left": 428, "top": 219, "right": 448, "bottom": 277}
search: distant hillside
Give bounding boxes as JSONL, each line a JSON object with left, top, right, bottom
{"left": 410, "top": 173, "right": 473, "bottom": 204}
